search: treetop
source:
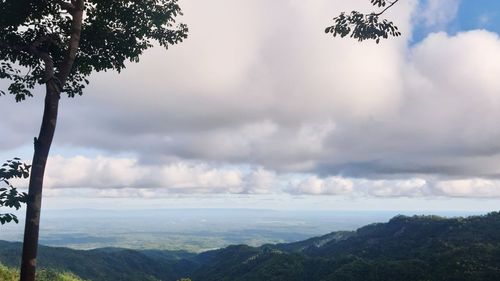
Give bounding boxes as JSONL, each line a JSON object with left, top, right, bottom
{"left": 0, "top": 0, "right": 188, "bottom": 101}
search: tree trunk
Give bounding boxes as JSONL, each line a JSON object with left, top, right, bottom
{"left": 19, "top": 82, "right": 60, "bottom": 281}
{"left": 19, "top": 2, "right": 83, "bottom": 279}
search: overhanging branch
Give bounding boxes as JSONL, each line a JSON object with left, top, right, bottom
{"left": 373, "top": 0, "right": 400, "bottom": 16}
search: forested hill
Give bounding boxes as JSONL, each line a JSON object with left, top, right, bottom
{"left": 2, "top": 212, "right": 500, "bottom": 281}
{"left": 0, "top": 241, "right": 198, "bottom": 281}
{"left": 192, "top": 212, "right": 500, "bottom": 281}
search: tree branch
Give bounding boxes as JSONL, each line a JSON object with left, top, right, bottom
{"left": 373, "top": 0, "right": 400, "bottom": 16}
{"left": 0, "top": 39, "right": 55, "bottom": 84}
{"left": 57, "top": 0, "right": 76, "bottom": 13}
{"left": 0, "top": 32, "right": 58, "bottom": 51}
{"left": 0, "top": 40, "right": 28, "bottom": 52}
{"left": 29, "top": 49, "right": 55, "bottom": 83}
{"left": 31, "top": 34, "right": 58, "bottom": 49}
{"left": 56, "top": 0, "right": 84, "bottom": 84}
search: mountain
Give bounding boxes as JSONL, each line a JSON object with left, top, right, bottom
{"left": 0, "top": 241, "right": 198, "bottom": 281}
{"left": 192, "top": 212, "right": 500, "bottom": 281}
{"left": 2, "top": 212, "right": 500, "bottom": 281}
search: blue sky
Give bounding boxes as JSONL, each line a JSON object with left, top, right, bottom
{"left": 412, "top": 0, "right": 500, "bottom": 42}
{"left": 2, "top": 0, "right": 500, "bottom": 212}
{"left": 453, "top": 0, "right": 500, "bottom": 33}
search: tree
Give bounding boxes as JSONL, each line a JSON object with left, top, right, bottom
{"left": 325, "top": 0, "right": 401, "bottom": 43}
{"left": 0, "top": 158, "right": 29, "bottom": 225}
{"left": 0, "top": 1, "right": 187, "bottom": 280}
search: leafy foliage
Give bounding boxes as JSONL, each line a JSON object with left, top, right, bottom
{"left": 0, "top": 0, "right": 188, "bottom": 101}
{"left": 0, "top": 158, "right": 30, "bottom": 225}
{"left": 370, "top": 0, "right": 393, "bottom": 8}
{"left": 0, "top": 263, "right": 87, "bottom": 281}
{"left": 325, "top": 0, "right": 401, "bottom": 43}
{"left": 1, "top": 1, "right": 187, "bottom": 277}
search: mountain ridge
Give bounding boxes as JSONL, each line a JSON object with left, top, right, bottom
{"left": 1, "top": 212, "right": 500, "bottom": 280}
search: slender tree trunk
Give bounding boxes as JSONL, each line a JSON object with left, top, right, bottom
{"left": 19, "top": 2, "right": 84, "bottom": 280}
{"left": 20, "top": 81, "right": 60, "bottom": 281}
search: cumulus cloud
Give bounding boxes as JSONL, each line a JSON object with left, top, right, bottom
{"left": 433, "top": 179, "right": 500, "bottom": 198}
{"left": 358, "top": 178, "right": 430, "bottom": 197}
{"left": 2, "top": 0, "right": 500, "bottom": 199}
{"left": 288, "top": 176, "right": 354, "bottom": 195}
{"left": 42, "top": 155, "right": 249, "bottom": 194}
{"left": 9, "top": 155, "right": 497, "bottom": 199}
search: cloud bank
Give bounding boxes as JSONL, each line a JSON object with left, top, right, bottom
{"left": 2, "top": 0, "right": 500, "bottom": 199}
{"left": 8, "top": 155, "right": 498, "bottom": 199}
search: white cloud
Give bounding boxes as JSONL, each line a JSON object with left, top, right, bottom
{"left": 39, "top": 155, "right": 277, "bottom": 195}
{"left": 242, "top": 168, "right": 277, "bottom": 194}
{"left": 3, "top": 0, "right": 500, "bottom": 201}
{"left": 360, "top": 178, "right": 430, "bottom": 197}
{"left": 156, "top": 162, "right": 243, "bottom": 193}
{"left": 44, "top": 155, "right": 147, "bottom": 189}
{"left": 434, "top": 178, "right": 500, "bottom": 198}
{"left": 9, "top": 155, "right": 499, "bottom": 199}
{"left": 288, "top": 176, "right": 354, "bottom": 195}
{"left": 417, "top": 0, "right": 460, "bottom": 29}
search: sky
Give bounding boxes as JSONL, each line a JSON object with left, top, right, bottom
{"left": 2, "top": 0, "right": 500, "bottom": 211}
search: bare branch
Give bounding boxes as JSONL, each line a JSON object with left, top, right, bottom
{"left": 373, "top": 0, "right": 400, "bottom": 16}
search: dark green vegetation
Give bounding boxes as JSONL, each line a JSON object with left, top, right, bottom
{"left": 1, "top": 0, "right": 187, "bottom": 100}
{"left": 0, "top": 263, "right": 87, "bottom": 281}
{"left": 1, "top": 1, "right": 187, "bottom": 279}
{"left": 326, "top": 0, "right": 401, "bottom": 43}
{"left": 0, "top": 241, "right": 197, "bottom": 281}
{"left": 2, "top": 212, "right": 500, "bottom": 281}
{"left": 0, "top": 158, "right": 29, "bottom": 225}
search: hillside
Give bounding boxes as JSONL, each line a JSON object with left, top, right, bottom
{"left": 0, "top": 264, "right": 87, "bottom": 281}
{"left": 193, "top": 212, "right": 500, "bottom": 281}
{"left": 0, "top": 242, "right": 197, "bottom": 281}
{"left": 2, "top": 212, "right": 500, "bottom": 281}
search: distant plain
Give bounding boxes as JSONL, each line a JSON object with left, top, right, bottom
{"left": 0, "top": 209, "right": 484, "bottom": 252}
